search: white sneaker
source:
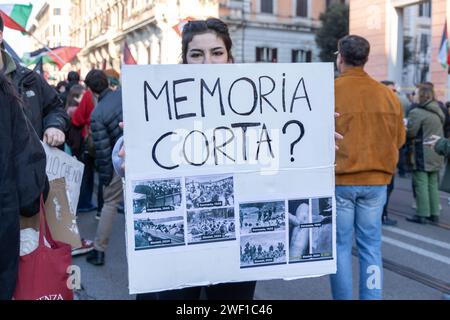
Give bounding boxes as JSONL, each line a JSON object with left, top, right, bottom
{"left": 72, "top": 238, "right": 95, "bottom": 256}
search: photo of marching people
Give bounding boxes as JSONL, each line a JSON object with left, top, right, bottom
{"left": 239, "top": 201, "right": 286, "bottom": 235}
{"left": 185, "top": 174, "right": 234, "bottom": 209}
{"left": 187, "top": 208, "right": 236, "bottom": 244}
{"left": 240, "top": 233, "right": 286, "bottom": 268}
{"left": 288, "top": 199, "right": 311, "bottom": 262}
{"left": 132, "top": 178, "right": 182, "bottom": 214}
{"left": 310, "top": 197, "right": 333, "bottom": 259}
{"left": 134, "top": 216, "right": 185, "bottom": 250}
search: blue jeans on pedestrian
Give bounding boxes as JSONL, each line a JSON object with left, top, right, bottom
{"left": 330, "top": 185, "right": 387, "bottom": 300}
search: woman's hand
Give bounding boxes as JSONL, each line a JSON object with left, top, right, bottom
{"left": 424, "top": 135, "right": 441, "bottom": 148}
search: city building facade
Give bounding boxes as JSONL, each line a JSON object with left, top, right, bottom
{"left": 349, "top": 0, "right": 449, "bottom": 100}
{"left": 30, "top": 0, "right": 349, "bottom": 77}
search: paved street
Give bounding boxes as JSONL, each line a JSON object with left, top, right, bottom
{"left": 73, "top": 174, "right": 449, "bottom": 300}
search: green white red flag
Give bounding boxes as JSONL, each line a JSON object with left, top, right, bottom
{"left": 0, "top": 3, "right": 32, "bottom": 33}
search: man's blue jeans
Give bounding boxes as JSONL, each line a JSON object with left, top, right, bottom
{"left": 330, "top": 185, "right": 387, "bottom": 300}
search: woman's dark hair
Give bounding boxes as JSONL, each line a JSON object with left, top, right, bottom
{"left": 181, "top": 18, "right": 234, "bottom": 64}
{"left": 338, "top": 35, "right": 370, "bottom": 67}
{"left": 84, "top": 69, "right": 109, "bottom": 95}
{"left": 65, "top": 84, "right": 85, "bottom": 108}
{"left": 67, "top": 71, "right": 80, "bottom": 82}
{"left": 56, "top": 80, "right": 68, "bottom": 92}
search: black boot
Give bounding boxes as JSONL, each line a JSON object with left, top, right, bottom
{"left": 86, "top": 249, "right": 105, "bottom": 266}
{"left": 406, "top": 215, "right": 427, "bottom": 224}
{"left": 426, "top": 216, "right": 439, "bottom": 223}
{"left": 382, "top": 216, "right": 398, "bottom": 226}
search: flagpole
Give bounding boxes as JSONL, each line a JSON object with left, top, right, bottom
{"left": 26, "top": 32, "right": 66, "bottom": 67}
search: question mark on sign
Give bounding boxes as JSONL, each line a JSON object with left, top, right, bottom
{"left": 282, "top": 120, "right": 305, "bottom": 162}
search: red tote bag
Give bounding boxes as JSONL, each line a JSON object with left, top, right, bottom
{"left": 13, "top": 196, "right": 73, "bottom": 300}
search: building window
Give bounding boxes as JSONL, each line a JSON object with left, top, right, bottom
{"left": 256, "top": 47, "right": 277, "bottom": 62}
{"left": 296, "top": 0, "right": 308, "bottom": 17}
{"left": 261, "top": 0, "right": 273, "bottom": 14}
{"left": 420, "top": 34, "right": 430, "bottom": 54}
{"left": 292, "top": 49, "right": 312, "bottom": 62}
{"left": 418, "top": 1, "right": 431, "bottom": 17}
{"left": 54, "top": 8, "right": 61, "bottom": 15}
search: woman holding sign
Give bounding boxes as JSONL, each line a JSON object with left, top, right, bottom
{"left": 134, "top": 18, "right": 256, "bottom": 300}
{"left": 115, "top": 18, "right": 343, "bottom": 300}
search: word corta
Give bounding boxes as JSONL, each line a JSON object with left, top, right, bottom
{"left": 143, "top": 74, "right": 311, "bottom": 170}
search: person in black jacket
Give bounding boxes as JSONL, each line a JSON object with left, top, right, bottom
{"left": 0, "top": 16, "right": 69, "bottom": 146}
{"left": 84, "top": 70, "right": 123, "bottom": 266}
{"left": 0, "top": 71, "right": 47, "bottom": 300}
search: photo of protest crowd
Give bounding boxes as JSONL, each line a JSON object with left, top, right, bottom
{"left": 187, "top": 208, "right": 236, "bottom": 244}
{"left": 239, "top": 201, "right": 286, "bottom": 235}
{"left": 132, "top": 178, "right": 182, "bottom": 213}
{"left": 240, "top": 233, "right": 286, "bottom": 268}
{"left": 186, "top": 174, "right": 234, "bottom": 209}
{"left": 134, "top": 216, "right": 185, "bottom": 250}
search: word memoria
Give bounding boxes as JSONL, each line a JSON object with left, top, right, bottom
{"left": 143, "top": 73, "right": 312, "bottom": 121}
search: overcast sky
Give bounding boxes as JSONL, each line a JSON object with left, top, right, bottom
{"left": 1, "top": 0, "right": 45, "bottom": 56}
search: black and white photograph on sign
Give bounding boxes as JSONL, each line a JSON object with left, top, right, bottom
{"left": 310, "top": 197, "right": 333, "bottom": 259}
{"left": 132, "top": 178, "right": 182, "bottom": 214}
{"left": 187, "top": 208, "right": 236, "bottom": 244}
{"left": 239, "top": 201, "right": 286, "bottom": 235}
{"left": 288, "top": 199, "right": 311, "bottom": 262}
{"left": 240, "top": 233, "right": 286, "bottom": 268}
{"left": 134, "top": 216, "right": 185, "bottom": 250}
{"left": 185, "top": 174, "right": 234, "bottom": 209}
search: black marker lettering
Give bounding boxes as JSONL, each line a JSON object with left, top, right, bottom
{"left": 182, "top": 130, "right": 210, "bottom": 166}
{"left": 173, "top": 78, "right": 196, "bottom": 120}
{"left": 213, "top": 126, "right": 235, "bottom": 165}
{"left": 228, "top": 77, "right": 258, "bottom": 116}
{"left": 152, "top": 132, "right": 179, "bottom": 170}
{"left": 144, "top": 80, "right": 171, "bottom": 121}
{"left": 256, "top": 123, "right": 274, "bottom": 160}
{"left": 200, "top": 78, "right": 225, "bottom": 117}
{"left": 259, "top": 76, "right": 277, "bottom": 113}
{"left": 231, "top": 122, "right": 261, "bottom": 161}
{"left": 290, "top": 77, "right": 312, "bottom": 113}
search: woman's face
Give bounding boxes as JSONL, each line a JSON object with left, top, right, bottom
{"left": 186, "top": 32, "right": 229, "bottom": 64}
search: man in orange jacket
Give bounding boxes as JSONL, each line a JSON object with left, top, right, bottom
{"left": 331, "top": 35, "right": 406, "bottom": 300}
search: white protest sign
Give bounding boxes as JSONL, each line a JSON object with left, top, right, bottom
{"left": 122, "top": 63, "right": 336, "bottom": 294}
{"left": 42, "top": 143, "right": 84, "bottom": 215}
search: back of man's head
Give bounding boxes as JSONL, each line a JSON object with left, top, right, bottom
{"left": 417, "top": 84, "right": 435, "bottom": 105}
{"left": 84, "top": 69, "right": 108, "bottom": 95}
{"left": 338, "top": 35, "right": 370, "bottom": 67}
{"left": 67, "top": 71, "right": 80, "bottom": 83}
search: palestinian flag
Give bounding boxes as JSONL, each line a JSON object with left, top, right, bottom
{"left": 123, "top": 42, "right": 136, "bottom": 65}
{"left": 23, "top": 46, "right": 81, "bottom": 70}
{"left": 0, "top": 3, "right": 33, "bottom": 33}
{"left": 172, "top": 16, "right": 195, "bottom": 36}
{"left": 438, "top": 20, "right": 450, "bottom": 69}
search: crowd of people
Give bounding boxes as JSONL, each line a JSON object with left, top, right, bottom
{"left": 240, "top": 206, "right": 285, "bottom": 231}
{"left": 189, "top": 215, "right": 235, "bottom": 240}
{"left": 133, "top": 180, "right": 181, "bottom": 212}
{"left": 134, "top": 219, "right": 184, "bottom": 247}
{"left": 240, "top": 241, "right": 286, "bottom": 265}
{"left": 186, "top": 178, "right": 234, "bottom": 209}
{"left": 1, "top": 11, "right": 449, "bottom": 301}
